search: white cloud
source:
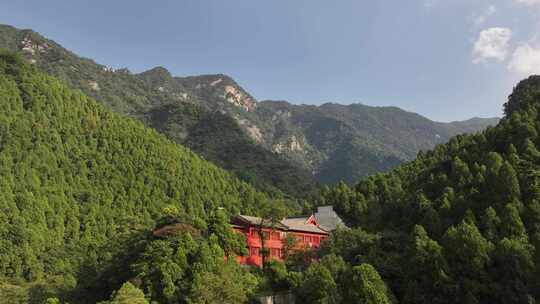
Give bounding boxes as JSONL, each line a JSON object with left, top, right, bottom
{"left": 508, "top": 43, "right": 540, "bottom": 75}
{"left": 472, "top": 27, "right": 512, "bottom": 63}
{"left": 515, "top": 0, "right": 540, "bottom": 6}
{"left": 474, "top": 5, "right": 497, "bottom": 26}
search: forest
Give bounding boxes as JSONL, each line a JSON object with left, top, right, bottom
{"left": 1, "top": 47, "right": 540, "bottom": 304}
{"left": 315, "top": 75, "right": 540, "bottom": 303}
{"left": 0, "top": 51, "right": 292, "bottom": 303}
{"left": 0, "top": 24, "right": 319, "bottom": 199}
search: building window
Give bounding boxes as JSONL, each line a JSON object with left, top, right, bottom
{"left": 270, "top": 248, "right": 280, "bottom": 257}
{"left": 251, "top": 247, "right": 260, "bottom": 256}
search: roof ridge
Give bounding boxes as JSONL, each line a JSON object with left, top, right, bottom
{"left": 284, "top": 215, "right": 311, "bottom": 219}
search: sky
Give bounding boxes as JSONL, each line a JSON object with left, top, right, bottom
{"left": 1, "top": 0, "right": 540, "bottom": 122}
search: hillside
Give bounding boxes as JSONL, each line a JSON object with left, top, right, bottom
{"left": 141, "top": 68, "right": 500, "bottom": 184}
{"left": 0, "top": 24, "right": 316, "bottom": 197}
{"left": 0, "top": 24, "right": 498, "bottom": 187}
{"left": 255, "top": 101, "right": 499, "bottom": 183}
{"left": 316, "top": 76, "right": 540, "bottom": 303}
{"left": 0, "top": 51, "right": 278, "bottom": 302}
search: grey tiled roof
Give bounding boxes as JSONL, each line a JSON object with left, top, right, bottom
{"left": 281, "top": 217, "right": 328, "bottom": 234}
{"left": 234, "top": 215, "right": 328, "bottom": 234}
{"left": 235, "top": 215, "right": 289, "bottom": 230}
{"left": 314, "top": 206, "right": 346, "bottom": 231}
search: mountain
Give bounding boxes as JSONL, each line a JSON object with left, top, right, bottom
{"left": 254, "top": 101, "right": 499, "bottom": 183}
{"left": 0, "top": 24, "right": 498, "bottom": 188}
{"left": 0, "top": 24, "right": 316, "bottom": 197}
{"left": 0, "top": 51, "right": 273, "bottom": 303}
{"left": 315, "top": 76, "right": 540, "bottom": 303}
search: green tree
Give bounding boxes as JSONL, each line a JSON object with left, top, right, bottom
{"left": 491, "top": 238, "right": 535, "bottom": 304}
{"left": 496, "top": 162, "right": 521, "bottom": 207}
{"left": 452, "top": 157, "right": 472, "bottom": 187}
{"left": 263, "top": 260, "right": 291, "bottom": 290}
{"left": 188, "top": 261, "right": 257, "bottom": 304}
{"left": 501, "top": 204, "right": 527, "bottom": 240}
{"left": 523, "top": 138, "right": 540, "bottom": 160}
{"left": 295, "top": 262, "right": 338, "bottom": 304}
{"left": 207, "top": 209, "right": 246, "bottom": 257}
{"left": 344, "top": 263, "right": 391, "bottom": 304}
{"left": 403, "top": 225, "right": 450, "bottom": 304}
{"left": 480, "top": 207, "right": 501, "bottom": 241}
{"left": 443, "top": 221, "right": 493, "bottom": 302}
{"left": 108, "top": 282, "right": 148, "bottom": 304}
{"left": 44, "top": 298, "right": 61, "bottom": 304}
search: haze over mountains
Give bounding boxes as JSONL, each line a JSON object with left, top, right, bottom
{"left": 0, "top": 24, "right": 498, "bottom": 193}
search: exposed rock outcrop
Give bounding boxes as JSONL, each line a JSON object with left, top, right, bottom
{"left": 273, "top": 135, "right": 304, "bottom": 154}
{"left": 20, "top": 36, "right": 49, "bottom": 56}
{"left": 88, "top": 80, "right": 100, "bottom": 91}
{"left": 236, "top": 118, "right": 263, "bottom": 142}
{"left": 223, "top": 85, "right": 257, "bottom": 112}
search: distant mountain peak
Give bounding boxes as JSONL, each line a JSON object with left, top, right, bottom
{"left": 141, "top": 66, "right": 172, "bottom": 77}
{"left": 176, "top": 74, "right": 258, "bottom": 112}
{"left": 222, "top": 83, "right": 257, "bottom": 111}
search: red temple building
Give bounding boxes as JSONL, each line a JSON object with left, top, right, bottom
{"left": 231, "top": 209, "right": 337, "bottom": 267}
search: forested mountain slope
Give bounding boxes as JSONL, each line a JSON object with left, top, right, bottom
{"left": 317, "top": 76, "right": 540, "bottom": 303}
{"left": 256, "top": 101, "right": 499, "bottom": 183}
{"left": 0, "top": 24, "right": 497, "bottom": 187}
{"left": 0, "top": 52, "right": 277, "bottom": 303}
{"left": 0, "top": 24, "right": 316, "bottom": 197}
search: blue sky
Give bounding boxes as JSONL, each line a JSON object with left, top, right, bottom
{"left": 2, "top": 0, "right": 540, "bottom": 121}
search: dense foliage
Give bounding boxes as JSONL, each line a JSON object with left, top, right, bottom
{"left": 0, "top": 50, "right": 391, "bottom": 304}
{"left": 151, "top": 103, "right": 316, "bottom": 197}
{"left": 317, "top": 75, "right": 540, "bottom": 303}
{"left": 0, "top": 52, "right": 279, "bottom": 303}
{"left": 0, "top": 24, "right": 317, "bottom": 198}
{"left": 124, "top": 216, "right": 257, "bottom": 304}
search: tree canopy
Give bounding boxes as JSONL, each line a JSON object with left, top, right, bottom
{"left": 317, "top": 74, "right": 540, "bottom": 303}
{"left": 0, "top": 51, "right": 273, "bottom": 303}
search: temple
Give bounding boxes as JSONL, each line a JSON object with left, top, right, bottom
{"left": 231, "top": 206, "right": 343, "bottom": 267}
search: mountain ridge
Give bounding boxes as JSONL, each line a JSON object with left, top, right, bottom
{"left": 0, "top": 23, "right": 317, "bottom": 197}
{"left": 255, "top": 99, "right": 499, "bottom": 182}
{"left": 0, "top": 23, "right": 499, "bottom": 186}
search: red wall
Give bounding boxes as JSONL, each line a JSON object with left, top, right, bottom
{"left": 233, "top": 226, "right": 327, "bottom": 267}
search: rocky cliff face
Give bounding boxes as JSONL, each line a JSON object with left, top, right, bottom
{"left": 223, "top": 84, "right": 257, "bottom": 111}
